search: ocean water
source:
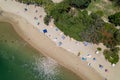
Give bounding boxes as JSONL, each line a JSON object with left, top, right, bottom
{"left": 0, "top": 22, "right": 82, "bottom": 80}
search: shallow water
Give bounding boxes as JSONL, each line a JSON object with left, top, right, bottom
{"left": 0, "top": 22, "right": 82, "bottom": 80}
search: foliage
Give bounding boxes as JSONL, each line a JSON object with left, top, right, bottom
{"left": 95, "top": 10, "right": 104, "bottom": 17}
{"left": 16, "top": 0, "right": 54, "bottom": 14}
{"left": 102, "top": 23, "right": 118, "bottom": 48}
{"left": 110, "top": 47, "right": 120, "bottom": 53}
{"left": 50, "top": 7, "right": 93, "bottom": 41}
{"left": 103, "top": 47, "right": 119, "bottom": 64}
{"left": 97, "top": 47, "right": 102, "bottom": 51}
{"left": 80, "top": 12, "right": 105, "bottom": 43}
{"left": 108, "top": 12, "right": 120, "bottom": 26}
{"left": 44, "top": 15, "right": 51, "bottom": 25}
{"left": 109, "top": 0, "right": 120, "bottom": 6}
{"left": 114, "top": 29, "right": 120, "bottom": 44}
{"left": 17, "top": 0, "right": 53, "bottom": 5}
{"left": 66, "top": 0, "right": 91, "bottom": 9}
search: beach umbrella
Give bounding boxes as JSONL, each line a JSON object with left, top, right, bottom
{"left": 112, "top": 64, "right": 115, "bottom": 67}
{"left": 43, "top": 29, "right": 47, "bottom": 33}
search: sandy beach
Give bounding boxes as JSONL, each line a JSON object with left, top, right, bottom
{"left": 0, "top": 0, "right": 120, "bottom": 80}
{"left": 0, "top": 10, "right": 104, "bottom": 80}
{"left": 0, "top": 1, "right": 103, "bottom": 80}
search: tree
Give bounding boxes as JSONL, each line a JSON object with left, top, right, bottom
{"left": 110, "top": 47, "right": 120, "bottom": 53}
{"left": 103, "top": 49, "right": 119, "bottom": 64}
{"left": 109, "top": 0, "right": 120, "bottom": 6}
{"left": 108, "top": 12, "right": 120, "bottom": 26}
{"left": 114, "top": 29, "right": 120, "bottom": 44}
{"left": 44, "top": 15, "right": 51, "bottom": 25}
{"left": 67, "top": 0, "right": 91, "bottom": 9}
{"left": 102, "top": 23, "right": 119, "bottom": 48}
{"left": 97, "top": 47, "right": 102, "bottom": 51}
{"left": 80, "top": 12, "right": 105, "bottom": 43}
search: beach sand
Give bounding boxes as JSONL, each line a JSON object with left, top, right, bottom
{"left": 0, "top": 0, "right": 120, "bottom": 80}
{"left": 0, "top": 10, "right": 104, "bottom": 80}
{"left": 0, "top": 7, "right": 103, "bottom": 80}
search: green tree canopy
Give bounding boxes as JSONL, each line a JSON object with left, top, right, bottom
{"left": 103, "top": 48, "right": 119, "bottom": 64}
{"left": 67, "top": 0, "right": 91, "bottom": 9}
{"left": 114, "top": 29, "right": 120, "bottom": 44}
{"left": 109, "top": 0, "right": 120, "bottom": 6}
{"left": 108, "top": 12, "right": 120, "bottom": 26}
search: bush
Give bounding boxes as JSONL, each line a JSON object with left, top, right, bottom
{"left": 44, "top": 15, "right": 51, "bottom": 25}
{"left": 97, "top": 47, "right": 102, "bottom": 51}
{"left": 67, "top": 0, "right": 91, "bottom": 9}
{"left": 103, "top": 48, "right": 119, "bottom": 64}
{"left": 108, "top": 12, "right": 120, "bottom": 26}
{"left": 109, "top": 0, "right": 120, "bottom": 6}
{"left": 95, "top": 10, "right": 104, "bottom": 17}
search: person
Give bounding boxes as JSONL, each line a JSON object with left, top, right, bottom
{"left": 35, "top": 10, "right": 38, "bottom": 13}
{"left": 104, "top": 78, "right": 107, "bottom": 80}
{"left": 24, "top": 8, "right": 28, "bottom": 11}
{"left": 39, "top": 15, "right": 42, "bottom": 18}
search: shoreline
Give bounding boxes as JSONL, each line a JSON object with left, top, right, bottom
{"left": 0, "top": 10, "right": 103, "bottom": 80}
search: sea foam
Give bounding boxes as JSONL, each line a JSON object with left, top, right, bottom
{"left": 33, "top": 56, "right": 60, "bottom": 80}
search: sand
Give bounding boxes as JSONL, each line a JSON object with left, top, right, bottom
{"left": 0, "top": 0, "right": 120, "bottom": 80}
{"left": 0, "top": 2, "right": 105, "bottom": 80}
{"left": 0, "top": 10, "right": 104, "bottom": 80}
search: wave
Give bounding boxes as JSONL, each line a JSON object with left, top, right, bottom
{"left": 32, "top": 56, "right": 60, "bottom": 80}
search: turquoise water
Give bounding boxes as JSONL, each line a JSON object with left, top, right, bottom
{"left": 0, "top": 22, "right": 82, "bottom": 80}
